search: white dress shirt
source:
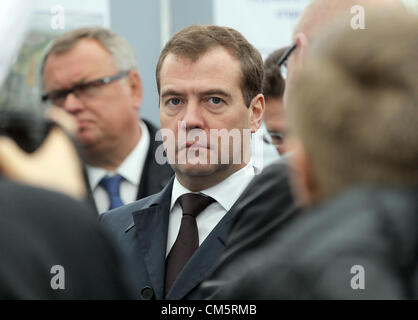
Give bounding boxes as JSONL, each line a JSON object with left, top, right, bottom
{"left": 166, "top": 161, "right": 259, "bottom": 256}
{"left": 87, "top": 121, "right": 150, "bottom": 214}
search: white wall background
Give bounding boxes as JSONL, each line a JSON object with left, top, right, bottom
{"left": 36, "top": 0, "right": 110, "bottom": 27}
{"left": 214, "top": 0, "right": 310, "bottom": 58}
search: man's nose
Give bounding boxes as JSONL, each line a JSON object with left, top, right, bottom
{"left": 182, "top": 101, "right": 205, "bottom": 130}
{"left": 62, "top": 92, "right": 84, "bottom": 114}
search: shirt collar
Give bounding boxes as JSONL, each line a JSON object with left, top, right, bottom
{"left": 86, "top": 120, "right": 150, "bottom": 190}
{"left": 171, "top": 160, "right": 258, "bottom": 212}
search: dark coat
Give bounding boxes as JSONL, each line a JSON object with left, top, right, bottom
{"left": 207, "top": 186, "right": 418, "bottom": 299}
{"left": 200, "top": 159, "right": 299, "bottom": 298}
{"left": 100, "top": 178, "right": 239, "bottom": 300}
{"left": 0, "top": 178, "right": 134, "bottom": 299}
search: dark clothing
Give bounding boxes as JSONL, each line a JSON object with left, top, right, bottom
{"left": 0, "top": 178, "right": 134, "bottom": 299}
{"left": 200, "top": 159, "right": 299, "bottom": 298}
{"left": 137, "top": 119, "right": 174, "bottom": 200}
{"left": 86, "top": 119, "right": 174, "bottom": 214}
{"left": 208, "top": 186, "right": 418, "bottom": 299}
{"left": 100, "top": 178, "right": 238, "bottom": 300}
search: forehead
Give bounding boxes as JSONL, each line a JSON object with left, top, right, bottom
{"left": 43, "top": 39, "right": 116, "bottom": 87}
{"left": 159, "top": 47, "right": 242, "bottom": 94}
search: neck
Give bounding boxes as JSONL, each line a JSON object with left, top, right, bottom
{"left": 176, "top": 162, "right": 248, "bottom": 192}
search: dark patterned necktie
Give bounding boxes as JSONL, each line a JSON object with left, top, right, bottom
{"left": 165, "top": 193, "right": 215, "bottom": 296}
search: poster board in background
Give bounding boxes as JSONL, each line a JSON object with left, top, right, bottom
{"left": 214, "top": 0, "right": 310, "bottom": 59}
{"left": 0, "top": 0, "right": 110, "bottom": 113}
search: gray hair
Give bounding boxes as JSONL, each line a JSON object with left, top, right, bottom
{"left": 41, "top": 26, "right": 138, "bottom": 77}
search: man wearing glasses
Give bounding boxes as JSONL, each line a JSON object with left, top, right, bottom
{"left": 262, "top": 47, "right": 289, "bottom": 156}
{"left": 41, "top": 27, "right": 173, "bottom": 214}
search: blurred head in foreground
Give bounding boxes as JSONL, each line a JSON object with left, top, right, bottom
{"left": 286, "top": 9, "right": 418, "bottom": 206}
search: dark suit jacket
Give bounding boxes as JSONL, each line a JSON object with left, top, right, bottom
{"left": 208, "top": 186, "right": 418, "bottom": 299}
{"left": 100, "top": 177, "right": 240, "bottom": 300}
{"left": 0, "top": 178, "right": 134, "bottom": 299}
{"left": 86, "top": 119, "right": 174, "bottom": 214}
{"left": 200, "top": 159, "right": 299, "bottom": 298}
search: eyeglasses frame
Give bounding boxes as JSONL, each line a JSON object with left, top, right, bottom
{"left": 41, "top": 70, "right": 132, "bottom": 104}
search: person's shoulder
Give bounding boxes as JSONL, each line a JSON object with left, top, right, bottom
{"left": 99, "top": 191, "right": 163, "bottom": 231}
{"left": 262, "top": 156, "right": 291, "bottom": 174}
{"left": 250, "top": 157, "right": 291, "bottom": 190}
{"left": 212, "top": 186, "right": 418, "bottom": 299}
{"left": 0, "top": 178, "right": 95, "bottom": 224}
{"left": 305, "top": 186, "right": 417, "bottom": 241}
{"left": 234, "top": 157, "right": 294, "bottom": 218}
{"left": 142, "top": 118, "right": 160, "bottom": 135}
{"left": 275, "top": 186, "right": 417, "bottom": 271}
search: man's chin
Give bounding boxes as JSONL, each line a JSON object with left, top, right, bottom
{"left": 173, "top": 163, "right": 225, "bottom": 177}
{"left": 77, "top": 132, "right": 97, "bottom": 149}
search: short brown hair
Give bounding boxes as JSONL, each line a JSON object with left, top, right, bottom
{"left": 262, "top": 47, "right": 287, "bottom": 100}
{"left": 288, "top": 10, "right": 418, "bottom": 198}
{"left": 156, "top": 25, "right": 264, "bottom": 108}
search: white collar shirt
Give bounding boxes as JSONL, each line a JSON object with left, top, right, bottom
{"left": 166, "top": 161, "right": 259, "bottom": 256}
{"left": 87, "top": 120, "right": 150, "bottom": 214}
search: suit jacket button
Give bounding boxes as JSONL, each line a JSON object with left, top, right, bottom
{"left": 141, "top": 286, "right": 155, "bottom": 300}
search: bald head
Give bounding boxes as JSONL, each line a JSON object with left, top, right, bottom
{"left": 293, "top": 0, "right": 404, "bottom": 40}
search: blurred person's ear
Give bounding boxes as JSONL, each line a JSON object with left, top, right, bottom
{"left": 0, "top": 126, "right": 86, "bottom": 200}
{"left": 287, "top": 136, "right": 315, "bottom": 207}
{"left": 294, "top": 32, "right": 309, "bottom": 68}
{"left": 284, "top": 32, "right": 309, "bottom": 110}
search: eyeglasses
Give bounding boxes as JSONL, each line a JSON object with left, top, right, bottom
{"left": 41, "top": 70, "right": 131, "bottom": 106}
{"left": 276, "top": 43, "right": 297, "bottom": 79}
{"left": 263, "top": 131, "right": 285, "bottom": 148}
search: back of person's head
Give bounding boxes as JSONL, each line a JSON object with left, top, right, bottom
{"left": 156, "top": 24, "right": 264, "bottom": 108}
{"left": 287, "top": 9, "right": 418, "bottom": 203}
{"left": 284, "top": 0, "right": 404, "bottom": 113}
{"left": 263, "top": 48, "right": 286, "bottom": 100}
{"left": 41, "top": 27, "right": 138, "bottom": 77}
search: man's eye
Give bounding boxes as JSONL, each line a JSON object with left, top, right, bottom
{"left": 77, "top": 84, "right": 100, "bottom": 96}
{"left": 167, "top": 98, "right": 182, "bottom": 106}
{"left": 208, "top": 97, "right": 223, "bottom": 105}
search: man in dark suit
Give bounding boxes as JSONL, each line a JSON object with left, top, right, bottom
{"left": 41, "top": 27, "right": 173, "bottom": 214}
{"left": 207, "top": 8, "right": 418, "bottom": 299}
{"left": 100, "top": 25, "right": 266, "bottom": 300}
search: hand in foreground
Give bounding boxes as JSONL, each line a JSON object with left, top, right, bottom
{"left": 0, "top": 125, "right": 86, "bottom": 200}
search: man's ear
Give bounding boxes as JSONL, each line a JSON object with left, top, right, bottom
{"left": 249, "top": 93, "right": 265, "bottom": 133}
{"left": 284, "top": 32, "right": 309, "bottom": 110}
{"left": 294, "top": 32, "right": 309, "bottom": 66}
{"left": 128, "top": 70, "right": 143, "bottom": 111}
{"left": 287, "top": 136, "right": 316, "bottom": 206}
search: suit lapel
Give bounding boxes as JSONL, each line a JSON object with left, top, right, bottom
{"left": 166, "top": 206, "right": 237, "bottom": 300}
{"left": 131, "top": 179, "right": 173, "bottom": 299}
{"left": 83, "top": 165, "right": 101, "bottom": 217}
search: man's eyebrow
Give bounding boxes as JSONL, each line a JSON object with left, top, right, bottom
{"left": 160, "top": 88, "right": 233, "bottom": 99}
{"left": 161, "top": 89, "right": 183, "bottom": 98}
{"left": 48, "top": 76, "right": 90, "bottom": 92}
{"left": 200, "top": 89, "right": 232, "bottom": 99}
